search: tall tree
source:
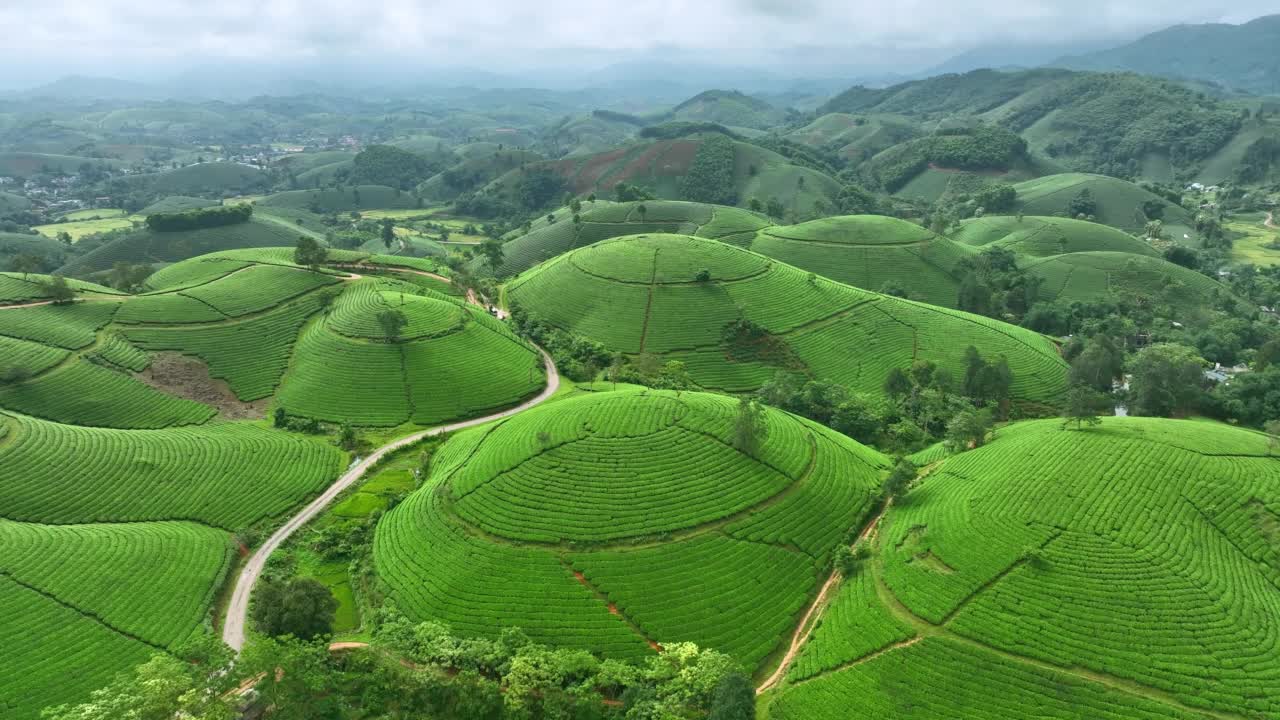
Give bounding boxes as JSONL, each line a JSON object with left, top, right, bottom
{"left": 480, "top": 238, "right": 505, "bottom": 271}
{"left": 732, "top": 397, "right": 768, "bottom": 458}
{"left": 1128, "top": 343, "right": 1206, "bottom": 417}
{"left": 10, "top": 253, "right": 42, "bottom": 279}
{"left": 1061, "top": 384, "right": 1109, "bottom": 430}
{"left": 293, "top": 235, "right": 327, "bottom": 270}
{"left": 376, "top": 309, "right": 408, "bottom": 343}
{"left": 381, "top": 219, "right": 396, "bottom": 249}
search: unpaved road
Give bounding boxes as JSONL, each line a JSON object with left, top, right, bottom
{"left": 755, "top": 502, "right": 890, "bottom": 695}
{"left": 1267, "top": 212, "right": 1276, "bottom": 230}
{"left": 221, "top": 346, "right": 559, "bottom": 651}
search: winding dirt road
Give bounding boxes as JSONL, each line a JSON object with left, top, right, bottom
{"left": 221, "top": 346, "right": 559, "bottom": 651}
{"left": 1266, "top": 212, "right": 1276, "bottom": 230}
{"left": 755, "top": 501, "right": 890, "bottom": 695}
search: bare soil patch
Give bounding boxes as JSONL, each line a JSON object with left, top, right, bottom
{"left": 136, "top": 352, "right": 267, "bottom": 420}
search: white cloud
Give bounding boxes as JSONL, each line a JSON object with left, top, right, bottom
{"left": 0, "top": 0, "right": 1274, "bottom": 81}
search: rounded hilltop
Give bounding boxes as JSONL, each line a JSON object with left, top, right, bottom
{"left": 375, "top": 388, "right": 888, "bottom": 670}
{"left": 507, "top": 232, "right": 1068, "bottom": 402}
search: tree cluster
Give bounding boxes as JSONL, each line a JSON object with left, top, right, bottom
{"left": 679, "top": 135, "right": 739, "bottom": 206}
{"left": 144, "top": 203, "right": 251, "bottom": 232}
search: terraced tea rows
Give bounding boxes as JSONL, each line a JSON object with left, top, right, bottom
{"left": 507, "top": 234, "right": 1067, "bottom": 402}
{"left": 0, "top": 413, "right": 345, "bottom": 530}
{"left": 748, "top": 216, "right": 976, "bottom": 308}
{"left": 375, "top": 390, "right": 887, "bottom": 670}
{"left": 772, "top": 417, "right": 1280, "bottom": 719}
{"left": 277, "top": 279, "right": 542, "bottom": 426}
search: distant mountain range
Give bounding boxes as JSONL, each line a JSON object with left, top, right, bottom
{"left": 1052, "top": 14, "right": 1280, "bottom": 95}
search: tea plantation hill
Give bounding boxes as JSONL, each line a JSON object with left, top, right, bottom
{"left": 256, "top": 184, "right": 419, "bottom": 214}
{"left": 506, "top": 233, "right": 1067, "bottom": 400}
{"left": 0, "top": 246, "right": 554, "bottom": 717}
{"left": 769, "top": 416, "right": 1280, "bottom": 720}
{"left": 136, "top": 195, "right": 220, "bottom": 215}
{"left": 374, "top": 389, "right": 889, "bottom": 671}
{"left": 1012, "top": 173, "right": 1197, "bottom": 242}
{"left": 479, "top": 199, "right": 774, "bottom": 276}
{"left": 747, "top": 215, "right": 977, "bottom": 308}
{"left": 56, "top": 210, "right": 323, "bottom": 277}
{"left": 108, "top": 161, "right": 269, "bottom": 197}
{"left": 953, "top": 214, "right": 1161, "bottom": 257}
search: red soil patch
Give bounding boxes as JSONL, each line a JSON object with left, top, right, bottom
{"left": 575, "top": 148, "right": 630, "bottom": 191}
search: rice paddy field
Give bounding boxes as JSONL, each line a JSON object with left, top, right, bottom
{"left": 506, "top": 233, "right": 1068, "bottom": 400}
{"left": 768, "top": 417, "right": 1280, "bottom": 719}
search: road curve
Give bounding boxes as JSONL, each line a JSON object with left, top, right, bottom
{"left": 221, "top": 346, "right": 560, "bottom": 651}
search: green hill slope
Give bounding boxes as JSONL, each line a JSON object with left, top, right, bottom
{"left": 748, "top": 215, "right": 977, "bottom": 307}
{"left": 275, "top": 278, "right": 544, "bottom": 426}
{"left": 418, "top": 148, "right": 543, "bottom": 201}
{"left": 1013, "top": 174, "right": 1196, "bottom": 241}
{"left": 1025, "top": 251, "right": 1235, "bottom": 312}
{"left": 258, "top": 185, "right": 418, "bottom": 213}
{"left": 821, "top": 69, "right": 1242, "bottom": 180}
{"left": 771, "top": 417, "right": 1280, "bottom": 719}
{"left": 0, "top": 190, "right": 32, "bottom": 216}
{"left": 953, "top": 215, "right": 1159, "bottom": 257}
{"left": 786, "top": 113, "right": 921, "bottom": 164}
{"left": 507, "top": 233, "right": 1067, "bottom": 401}
{"left": 669, "top": 90, "right": 788, "bottom": 130}
{"left": 137, "top": 196, "right": 219, "bottom": 215}
{"left": 57, "top": 216, "right": 308, "bottom": 277}
{"left": 484, "top": 200, "right": 773, "bottom": 277}
{"left": 485, "top": 136, "right": 840, "bottom": 217}
{"left": 1054, "top": 14, "right": 1280, "bottom": 95}
{"left": 375, "top": 389, "right": 888, "bottom": 669}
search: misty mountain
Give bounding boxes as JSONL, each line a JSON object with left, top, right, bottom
{"left": 1053, "top": 14, "right": 1280, "bottom": 94}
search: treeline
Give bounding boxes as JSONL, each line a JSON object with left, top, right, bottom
{"left": 1003, "top": 73, "right": 1240, "bottom": 175}
{"left": 862, "top": 125, "right": 1027, "bottom": 191}
{"left": 639, "top": 121, "right": 739, "bottom": 140}
{"left": 680, "top": 134, "right": 738, "bottom": 205}
{"left": 144, "top": 203, "right": 252, "bottom": 232}
{"left": 346, "top": 144, "right": 444, "bottom": 190}
{"left": 592, "top": 109, "right": 648, "bottom": 127}
{"left": 43, "top": 618, "right": 755, "bottom": 720}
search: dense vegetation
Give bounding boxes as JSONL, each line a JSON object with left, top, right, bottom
{"left": 144, "top": 203, "right": 252, "bottom": 232}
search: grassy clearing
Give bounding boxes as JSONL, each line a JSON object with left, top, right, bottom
{"left": 35, "top": 215, "right": 141, "bottom": 242}
{"left": 1226, "top": 215, "right": 1280, "bottom": 266}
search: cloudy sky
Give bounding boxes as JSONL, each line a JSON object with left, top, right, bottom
{"left": 0, "top": 0, "right": 1274, "bottom": 87}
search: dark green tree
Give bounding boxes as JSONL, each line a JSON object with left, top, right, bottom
{"left": 707, "top": 672, "right": 755, "bottom": 720}
{"left": 376, "top": 308, "right": 408, "bottom": 343}
{"left": 250, "top": 577, "right": 338, "bottom": 640}
{"left": 1128, "top": 343, "right": 1206, "bottom": 417}
{"left": 732, "top": 397, "right": 768, "bottom": 457}
{"left": 1061, "top": 384, "right": 1109, "bottom": 430}
{"left": 381, "top": 219, "right": 396, "bottom": 249}
{"left": 293, "top": 236, "right": 327, "bottom": 269}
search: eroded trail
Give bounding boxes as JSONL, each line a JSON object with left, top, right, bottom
{"left": 755, "top": 501, "right": 890, "bottom": 695}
